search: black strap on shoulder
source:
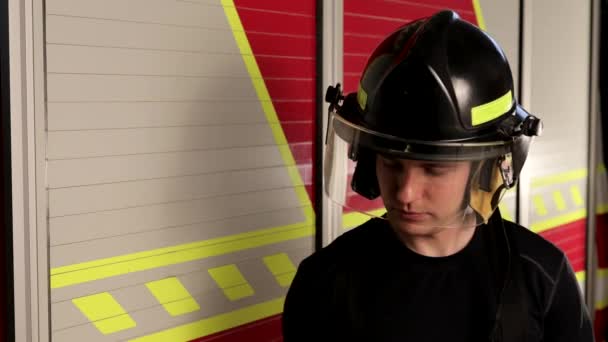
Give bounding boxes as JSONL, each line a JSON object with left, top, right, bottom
{"left": 483, "top": 210, "right": 529, "bottom": 342}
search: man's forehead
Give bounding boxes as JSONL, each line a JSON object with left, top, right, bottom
{"left": 378, "top": 154, "right": 468, "bottom": 167}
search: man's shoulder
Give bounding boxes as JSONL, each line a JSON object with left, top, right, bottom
{"left": 504, "top": 220, "right": 567, "bottom": 280}
{"left": 299, "top": 218, "right": 387, "bottom": 271}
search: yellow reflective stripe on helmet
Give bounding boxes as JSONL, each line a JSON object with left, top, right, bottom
{"left": 357, "top": 82, "right": 368, "bottom": 110}
{"left": 471, "top": 90, "right": 513, "bottom": 126}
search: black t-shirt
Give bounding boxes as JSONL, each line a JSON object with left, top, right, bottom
{"left": 358, "top": 223, "right": 492, "bottom": 341}
{"left": 282, "top": 218, "right": 594, "bottom": 342}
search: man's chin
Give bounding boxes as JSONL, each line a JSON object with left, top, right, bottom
{"left": 387, "top": 215, "right": 442, "bottom": 237}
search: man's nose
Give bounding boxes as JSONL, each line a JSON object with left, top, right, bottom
{"left": 394, "top": 168, "right": 423, "bottom": 204}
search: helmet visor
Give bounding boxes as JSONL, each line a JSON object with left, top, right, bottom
{"left": 324, "top": 111, "right": 515, "bottom": 229}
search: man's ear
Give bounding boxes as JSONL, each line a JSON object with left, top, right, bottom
{"left": 351, "top": 150, "right": 380, "bottom": 200}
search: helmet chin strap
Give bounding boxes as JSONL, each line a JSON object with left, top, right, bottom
{"left": 491, "top": 184, "right": 508, "bottom": 209}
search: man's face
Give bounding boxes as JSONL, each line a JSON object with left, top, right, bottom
{"left": 375, "top": 155, "right": 472, "bottom": 236}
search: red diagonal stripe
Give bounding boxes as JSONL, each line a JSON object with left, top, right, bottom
{"left": 235, "top": 0, "right": 317, "bottom": 204}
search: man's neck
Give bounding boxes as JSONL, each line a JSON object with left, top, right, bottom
{"left": 397, "top": 225, "right": 477, "bottom": 257}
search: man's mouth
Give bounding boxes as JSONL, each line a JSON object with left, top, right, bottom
{"left": 392, "top": 209, "right": 430, "bottom": 221}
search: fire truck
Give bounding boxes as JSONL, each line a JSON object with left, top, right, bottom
{"left": 1, "top": 0, "right": 605, "bottom": 341}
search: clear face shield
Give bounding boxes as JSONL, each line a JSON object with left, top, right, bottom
{"left": 324, "top": 110, "right": 525, "bottom": 231}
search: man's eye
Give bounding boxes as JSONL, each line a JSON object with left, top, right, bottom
{"left": 382, "top": 159, "right": 400, "bottom": 169}
{"left": 424, "top": 166, "right": 447, "bottom": 176}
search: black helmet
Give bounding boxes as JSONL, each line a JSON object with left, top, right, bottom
{"left": 324, "top": 10, "right": 542, "bottom": 225}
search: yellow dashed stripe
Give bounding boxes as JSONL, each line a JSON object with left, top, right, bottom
{"left": 51, "top": 223, "right": 314, "bottom": 289}
{"left": 570, "top": 185, "right": 585, "bottom": 207}
{"left": 208, "top": 265, "right": 254, "bottom": 301}
{"left": 532, "top": 195, "right": 548, "bottom": 216}
{"left": 263, "top": 253, "right": 296, "bottom": 287}
{"left": 223, "top": 285, "right": 255, "bottom": 301}
{"left": 121, "top": 268, "right": 604, "bottom": 341}
{"left": 552, "top": 191, "right": 567, "bottom": 211}
{"left": 526, "top": 167, "right": 605, "bottom": 230}
{"left": 72, "top": 292, "right": 136, "bottom": 335}
{"left": 129, "top": 297, "right": 284, "bottom": 342}
{"left": 146, "top": 278, "right": 200, "bottom": 317}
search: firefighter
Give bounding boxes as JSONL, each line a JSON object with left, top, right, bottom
{"left": 282, "top": 10, "right": 594, "bottom": 342}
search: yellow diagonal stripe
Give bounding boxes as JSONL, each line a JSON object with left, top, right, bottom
{"left": 263, "top": 253, "right": 296, "bottom": 287}
{"left": 146, "top": 277, "right": 200, "bottom": 316}
{"left": 128, "top": 297, "right": 284, "bottom": 342}
{"left": 244, "top": 55, "right": 262, "bottom": 79}
{"left": 532, "top": 195, "right": 548, "bottom": 216}
{"left": 552, "top": 191, "right": 567, "bottom": 211}
{"left": 343, "top": 208, "right": 386, "bottom": 230}
{"left": 570, "top": 185, "right": 584, "bottom": 207}
{"left": 472, "top": 0, "right": 486, "bottom": 30}
{"left": 208, "top": 264, "right": 254, "bottom": 301}
{"left": 51, "top": 223, "right": 314, "bottom": 289}
{"left": 72, "top": 292, "right": 136, "bottom": 334}
{"left": 280, "top": 146, "right": 303, "bottom": 187}
{"left": 221, "top": 0, "right": 314, "bottom": 226}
